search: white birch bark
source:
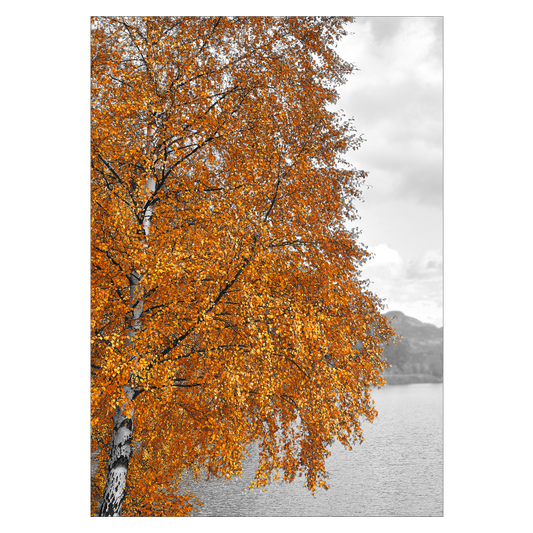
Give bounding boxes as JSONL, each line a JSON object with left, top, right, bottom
{"left": 98, "top": 383, "right": 136, "bottom": 516}
{"left": 99, "top": 172, "right": 156, "bottom": 516}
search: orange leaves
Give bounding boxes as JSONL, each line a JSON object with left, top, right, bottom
{"left": 91, "top": 15, "right": 393, "bottom": 516}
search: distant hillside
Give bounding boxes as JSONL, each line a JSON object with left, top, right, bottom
{"left": 381, "top": 311, "right": 443, "bottom": 385}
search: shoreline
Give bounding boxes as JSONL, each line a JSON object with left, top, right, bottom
{"left": 383, "top": 374, "right": 443, "bottom": 386}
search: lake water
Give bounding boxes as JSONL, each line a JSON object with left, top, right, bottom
{"left": 184, "top": 383, "right": 443, "bottom": 517}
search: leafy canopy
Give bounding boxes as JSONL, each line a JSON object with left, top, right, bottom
{"left": 91, "top": 16, "right": 393, "bottom": 516}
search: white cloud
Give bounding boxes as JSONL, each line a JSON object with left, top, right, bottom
{"left": 405, "top": 249, "right": 442, "bottom": 281}
{"left": 331, "top": 18, "right": 443, "bottom": 326}
{"left": 361, "top": 243, "right": 404, "bottom": 277}
{"left": 361, "top": 243, "right": 442, "bottom": 327}
{"left": 336, "top": 17, "right": 443, "bottom": 207}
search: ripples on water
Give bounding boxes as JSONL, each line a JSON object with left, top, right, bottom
{"left": 183, "top": 383, "right": 443, "bottom": 517}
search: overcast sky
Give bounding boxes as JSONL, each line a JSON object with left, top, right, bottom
{"left": 334, "top": 17, "right": 443, "bottom": 327}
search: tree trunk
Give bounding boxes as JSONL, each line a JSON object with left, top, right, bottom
{"left": 98, "top": 385, "right": 135, "bottom": 516}
{"left": 99, "top": 270, "right": 143, "bottom": 516}
{"left": 99, "top": 171, "right": 155, "bottom": 516}
{"left": 99, "top": 271, "right": 142, "bottom": 516}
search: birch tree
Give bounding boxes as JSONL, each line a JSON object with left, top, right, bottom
{"left": 91, "top": 16, "right": 393, "bottom": 516}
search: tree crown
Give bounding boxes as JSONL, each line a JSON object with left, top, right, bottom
{"left": 91, "top": 16, "right": 393, "bottom": 516}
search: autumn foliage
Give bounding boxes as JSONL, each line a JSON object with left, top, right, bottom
{"left": 91, "top": 16, "right": 393, "bottom": 516}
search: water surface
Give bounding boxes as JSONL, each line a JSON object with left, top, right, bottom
{"left": 184, "top": 383, "right": 443, "bottom": 516}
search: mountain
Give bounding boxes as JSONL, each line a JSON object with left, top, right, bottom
{"left": 380, "top": 311, "right": 443, "bottom": 385}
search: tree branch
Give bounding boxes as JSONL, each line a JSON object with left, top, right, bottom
{"left": 263, "top": 174, "right": 282, "bottom": 222}
{"left": 132, "top": 379, "right": 203, "bottom": 400}
{"left": 153, "top": 239, "right": 257, "bottom": 364}
{"left": 96, "top": 154, "right": 125, "bottom": 185}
